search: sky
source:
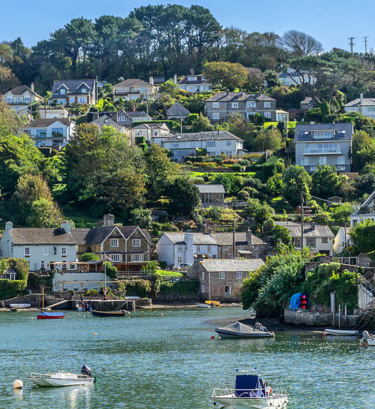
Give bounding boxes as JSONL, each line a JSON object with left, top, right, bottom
{"left": 1, "top": 0, "right": 375, "bottom": 53}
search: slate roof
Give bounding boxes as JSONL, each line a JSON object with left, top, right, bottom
{"left": 114, "top": 79, "right": 153, "bottom": 88}
{"left": 25, "top": 118, "right": 71, "bottom": 128}
{"left": 345, "top": 97, "right": 375, "bottom": 107}
{"left": 195, "top": 184, "right": 225, "bottom": 194}
{"left": 71, "top": 226, "right": 152, "bottom": 245}
{"left": 52, "top": 79, "right": 96, "bottom": 95}
{"left": 164, "top": 232, "right": 217, "bottom": 245}
{"left": 294, "top": 123, "right": 353, "bottom": 142}
{"left": 133, "top": 123, "right": 168, "bottom": 130}
{"left": 167, "top": 102, "right": 190, "bottom": 117}
{"left": 206, "top": 92, "right": 275, "bottom": 103}
{"left": 92, "top": 115, "right": 125, "bottom": 130}
{"left": 9, "top": 228, "right": 76, "bottom": 245}
{"left": 165, "top": 130, "right": 242, "bottom": 143}
{"left": 275, "top": 222, "right": 334, "bottom": 238}
{"left": 6, "top": 85, "right": 43, "bottom": 99}
{"left": 210, "top": 232, "right": 266, "bottom": 246}
{"left": 125, "top": 111, "right": 151, "bottom": 118}
{"left": 200, "top": 258, "right": 264, "bottom": 272}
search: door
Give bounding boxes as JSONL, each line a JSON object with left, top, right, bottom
{"left": 224, "top": 285, "right": 231, "bottom": 296}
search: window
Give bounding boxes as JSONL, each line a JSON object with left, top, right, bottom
{"left": 226, "top": 141, "right": 231, "bottom": 146}
{"left": 41, "top": 260, "right": 45, "bottom": 269}
{"left": 294, "top": 238, "right": 301, "bottom": 248}
{"left": 337, "top": 156, "right": 345, "bottom": 165}
{"left": 61, "top": 247, "right": 67, "bottom": 256}
{"left": 81, "top": 88, "right": 87, "bottom": 93}
{"left": 307, "top": 237, "right": 316, "bottom": 248}
{"left": 43, "top": 247, "right": 48, "bottom": 256}
{"left": 201, "top": 271, "right": 205, "bottom": 280}
{"left": 131, "top": 254, "right": 143, "bottom": 262}
{"left": 264, "top": 112, "right": 272, "bottom": 119}
{"left": 236, "top": 271, "right": 243, "bottom": 280}
{"left": 247, "top": 101, "right": 256, "bottom": 108}
{"left": 302, "top": 156, "right": 309, "bottom": 165}
{"left": 206, "top": 141, "right": 215, "bottom": 147}
{"left": 212, "top": 112, "right": 220, "bottom": 120}
{"left": 207, "top": 245, "right": 211, "bottom": 252}
{"left": 319, "top": 156, "right": 327, "bottom": 165}
{"left": 132, "top": 239, "right": 141, "bottom": 247}
{"left": 196, "top": 245, "right": 201, "bottom": 252}
{"left": 322, "top": 237, "right": 328, "bottom": 243}
{"left": 172, "top": 143, "right": 179, "bottom": 147}
{"left": 177, "top": 256, "right": 183, "bottom": 263}
{"left": 60, "top": 88, "right": 66, "bottom": 95}
{"left": 177, "top": 245, "right": 183, "bottom": 251}
{"left": 264, "top": 102, "right": 271, "bottom": 108}
{"left": 212, "top": 102, "right": 220, "bottom": 109}
{"left": 312, "top": 131, "right": 334, "bottom": 139}
{"left": 219, "top": 272, "right": 225, "bottom": 279}
{"left": 110, "top": 239, "right": 119, "bottom": 248}
{"left": 24, "top": 247, "right": 30, "bottom": 257}
{"left": 201, "top": 284, "right": 207, "bottom": 293}
{"left": 78, "top": 97, "right": 86, "bottom": 104}
{"left": 224, "top": 285, "right": 231, "bottom": 296}
{"left": 36, "top": 129, "right": 47, "bottom": 137}
{"left": 231, "top": 102, "right": 238, "bottom": 109}
{"left": 110, "top": 254, "right": 121, "bottom": 262}
{"left": 52, "top": 128, "right": 63, "bottom": 138}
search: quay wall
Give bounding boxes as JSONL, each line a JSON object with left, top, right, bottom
{"left": 284, "top": 308, "right": 360, "bottom": 328}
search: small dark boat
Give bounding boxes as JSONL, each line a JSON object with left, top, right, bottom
{"left": 91, "top": 310, "right": 129, "bottom": 317}
{"left": 37, "top": 312, "right": 65, "bottom": 320}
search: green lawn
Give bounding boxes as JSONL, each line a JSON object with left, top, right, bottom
{"left": 156, "top": 270, "right": 183, "bottom": 278}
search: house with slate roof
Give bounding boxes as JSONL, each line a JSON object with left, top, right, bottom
{"left": 3, "top": 84, "right": 44, "bottom": 114}
{"left": 131, "top": 122, "right": 171, "bottom": 144}
{"left": 205, "top": 92, "right": 276, "bottom": 122}
{"left": 51, "top": 79, "right": 98, "bottom": 106}
{"left": 194, "top": 184, "right": 225, "bottom": 207}
{"left": 275, "top": 221, "right": 334, "bottom": 255}
{"left": 161, "top": 130, "right": 243, "bottom": 161}
{"left": 189, "top": 258, "right": 264, "bottom": 301}
{"left": 92, "top": 114, "right": 128, "bottom": 134}
{"left": 113, "top": 79, "right": 156, "bottom": 101}
{"left": 350, "top": 190, "right": 375, "bottom": 227}
{"left": 178, "top": 75, "right": 212, "bottom": 93}
{"left": 294, "top": 122, "right": 353, "bottom": 173}
{"left": 166, "top": 102, "right": 191, "bottom": 120}
{"left": 345, "top": 93, "right": 375, "bottom": 119}
{"left": 23, "top": 118, "right": 75, "bottom": 149}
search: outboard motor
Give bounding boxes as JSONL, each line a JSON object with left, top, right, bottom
{"left": 81, "top": 364, "right": 92, "bottom": 377}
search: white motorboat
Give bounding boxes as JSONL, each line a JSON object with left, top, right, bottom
{"left": 215, "top": 322, "right": 274, "bottom": 339}
{"left": 361, "top": 330, "right": 375, "bottom": 346}
{"left": 29, "top": 365, "right": 95, "bottom": 387}
{"left": 196, "top": 303, "right": 211, "bottom": 308}
{"left": 323, "top": 329, "right": 359, "bottom": 337}
{"left": 212, "top": 371, "right": 288, "bottom": 409}
{"left": 9, "top": 303, "right": 31, "bottom": 309}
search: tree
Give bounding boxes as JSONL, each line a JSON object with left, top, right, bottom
{"left": 26, "top": 197, "right": 63, "bottom": 228}
{"left": 191, "top": 113, "right": 213, "bottom": 132}
{"left": 264, "top": 70, "right": 280, "bottom": 87}
{"left": 283, "top": 30, "right": 323, "bottom": 56}
{"left": 311, "top": 165, "right": 342, "bottom": 199}
{"left": 252, "top": 128, "right": 282, "bottom": 152}
{"left": 351, "top": 130, "right": 374, "bottom": 172}
{"left": 330, "top": 203, "right": 352, "bottom": 226}
{"left": 130, "top": 208, "right": 152, "bottom": 228}
{"left": 203, "top": 61, "right": 248, "bottom": 90}
{"left": 243, "top": 198, "right": 274, "bottom": 225}
{"left": 246, "top": 68, "right": 264, "bottom": 92}
{"left": 167, "top": 178, "right": 200, "bottom": 216}
{"left": 282, "top": 165, "right": 312, "bottom": 207}
{"left": 80, "top": 253, "right": 100, "bottom": 262}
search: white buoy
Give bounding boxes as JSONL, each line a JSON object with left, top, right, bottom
{"left": 13, "top": 380, "right": 23, "bottom": 390}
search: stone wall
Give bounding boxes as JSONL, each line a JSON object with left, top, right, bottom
{"left": 284, "top": 308, "right": 360, "bottom": 328}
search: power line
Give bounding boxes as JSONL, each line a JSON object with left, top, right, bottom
{"left": 348, "top": 37, "right": 355, "bottom": 53}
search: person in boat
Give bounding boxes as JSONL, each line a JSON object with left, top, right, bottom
{"left": 255, "top": 322, "right": 267, "bottom": 332}
{"left": 81, "top": 365, "right": 92, "bottom": 377}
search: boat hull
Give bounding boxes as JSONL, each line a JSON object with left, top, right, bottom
{"left": 37, "top": 312, "right": 65, "bottom": 319}
{"left": 30, "top": 375, "right": 94, "bottom": 387}
{"left": 9, "top": 303, "right": 31, "bottom": 309}
{"left": 91, "top": 310, "right": 128, "bottom": 317}
{"left": 215, "top": 329, "right": 274, "bottom": 339}
{"left": 212, "top": 395, "right": 288, "bottom": 409}
{"left": 324, "top": 329, "right": 358, "bottom": 336}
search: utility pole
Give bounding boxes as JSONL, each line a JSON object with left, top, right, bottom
{"left": 300, "top": 192, "right": 304, "bottom": 251}
{"left": 348, "top": 37, "right": 355, "bottom": 53}
{"left": 232, "top": 220, "right": 236, "bottom": 259}
{"left": 363, "top": 36, "right": 369, "bottom": 54}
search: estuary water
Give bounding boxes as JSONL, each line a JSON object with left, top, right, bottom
{"left": 0, "top": 307, "right": 374, "bottom": 409}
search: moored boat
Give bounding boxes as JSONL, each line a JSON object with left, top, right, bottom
{"left": 205, "top": 300, "right": 220, "bottom": 307}
{"left": 196, "top": 303, "right": 211, "bottom": 308}
{"left": 9, "top": 303, "right": 31, "bottom": 309}
{"left": 211, "top": 371, "right": 288, "bottom": 408}
{"left": 37, "top": 312, "right": 65, "bottom": 320}
{"left": 29, "top": 365, "right": 94, "bottom": 387}
{"left": 323, "top": 328, "right": 359, "bottom": 337}
{"left": 91, "top": 310, "right": 129, "bottom": 317}
{"left": 361, "top": 330, "right": 375, "bottom": 346}
{"left": 215, "top": 321, "right": 274, "bottom": 339}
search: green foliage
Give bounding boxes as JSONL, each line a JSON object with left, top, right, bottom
{"left": 26, "top": 197, "right": 63, "bottom": 228}
{"left": 167, "top": 177, "right": 201, "bottom": 216}
{"left": 0, "top": 257, "right": 29, "bottom": 299}
{"left": 252, "top": 128, "right": 282, "bottom": 152}
{"left": 130, "top": 208, "right": 152, "bottom": 228}
{"left": 159, "top": 280, "right": 199, "bottom": 295}
{"left": 243, "top": 198, "right": 274, "bottom": 225}
{"left": 329, "top": 203, "right": 352, "bottom": 226}
{"left": 304, "top": 263, "right": 358, "bottom": 310}
{"left": 203, "top": 61, "right": 248, "bottom": 90}
{"left": 311, "top": 165, "right": 343, "bottom": 199}
{"left": 120, "top": 279, "right": 152, "bottom": 298}
{"left": 282, "top": 165, "right": 312, "bottom": 207}
{"left": 104, "top": 261, "right": 117, "bottom": 278}
{"left": 0, "top": 280, "right": 27, "bottom": 300}
{"left": 350, "top": 220, "right": 375, "bottom": 253}
{"left": 80, "top": 253, "right": 100, "bottom": 262}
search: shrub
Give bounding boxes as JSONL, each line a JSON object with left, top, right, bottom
{"left": 104, "top": 261, "right": 117, "bottom": 278}
{"left": 122, "top": 280, "right": 152, "bottom": 297}
{"left": 160, "top": 280, "right": 199, "bottom": 295}
{"left": 85, "top": 289, "right": 99, "bottom": 296}
{"left": 232, "top": 164, "right": 242, "bottom": 172}
{"left": 0, "top": 280, "right": 27, "bottom": 300}
{"left": 80, "top": 253, "right": 100, "bottom": 262}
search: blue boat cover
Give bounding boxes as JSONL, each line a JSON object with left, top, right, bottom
{"left": 289, "top": 293, "right": 302, "bottom": 310}
{"left": 39, "top": 312, "right": 65, "bottom": 317}
{"left": 235, "top": 375, "right": 265, "bottom": 398}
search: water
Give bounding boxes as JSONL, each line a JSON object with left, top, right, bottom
{"left": 0, "top": 307, "right": 374, "bottom": 409}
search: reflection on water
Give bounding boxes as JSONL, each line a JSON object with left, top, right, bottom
{"left": 0, "top": 308, "right": 374, "bottom": 408}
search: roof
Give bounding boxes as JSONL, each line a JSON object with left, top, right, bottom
{"left": 9, "top": 228, "right": 76, "bottom": 245}
{"left": 133, "top": 123, "right": 168, "bottom": 130}
{"left": 165, "top": 130, "right": 242, "bottom": 143}
{"left": 300, "top": 97, "right": 316, "bottom": 104}
{"left": 275, "top": 222, "right": 334, "bottom": 238}
{"left": 194, "top": 184, "right": 225, "bottom": 194}
{"left": 345, "top": 97, "right": 375, "bottom": 107}
{"left": 178, "top": 75, "right": 211, "bottom": 85}
{"left": 113, "top": 79, "right": 153, "bottom": 88}
{"left": 24, "top": 118, "right": 71, "bottom": 128}
{"left": 71, "top": 226, "right": 152, "bottom": 245}
{"left": 353, "top": 190, "right": 375, "bottom": 215}
{"left": 206, "top": 92, "right": 274, "bottom": 103}
{"left": 125, "top": 111, "right": 151, "bottom": 118}
{"left": 210, "top": 232, "right": 266, "bottom": 246}
{"left": 200, "top": 258, "right": 264, "bottom": 272}
{"left": 166, "top": 102, "right": 191, "bottom": 117}
{"left": 294, "top": 122, "right": 353, "bottom": 142}
{"left": 6, "top": 85, "right": 43, "bottom": 99}
{"left": 92, "top": 115, "right": 125, "bottom": 130}
{"left": 52, "top": 79, "right": 96, "bottom": 95}
{"left": 163, "top": 232, "right": 217, "bottom": 245}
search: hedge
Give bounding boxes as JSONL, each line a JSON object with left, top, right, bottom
{"left": 160, "top": 280, "right": 199, "bottom": 295}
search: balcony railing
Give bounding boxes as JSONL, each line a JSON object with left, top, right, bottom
{"left": 303, "top": 148, "right": 342, "bottom": 155}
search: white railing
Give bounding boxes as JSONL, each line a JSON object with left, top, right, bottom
{"left": 304, "top": 148, "right": 342, "bottom": 154}
{"left": 212, "top": 387, "right": 286, "bottom": 398}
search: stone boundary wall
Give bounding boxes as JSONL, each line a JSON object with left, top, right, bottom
{"left": 284, "top": 308, "right": 359, "bottom": 328}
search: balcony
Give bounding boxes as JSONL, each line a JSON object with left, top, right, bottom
{"left": 303, "top": 148, "right": 342, "bottom": 155}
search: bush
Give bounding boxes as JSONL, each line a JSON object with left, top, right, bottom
{"left": 85, "top": 289, "right": 99, "bottom": 296}
{"left": 160, "top": 280, "right": 199, "bottom": 295}
{"left": 122, "top": 280, "right": 152, "bottom": 297}
{"left": 232, "top": 164, "right": 242, "bottom": 172}
{"left": 0, "top": 280, "right": 27, "bottom": 300}
{"left": 104, "top": 262, "right": 117, "bottom": 279}
{"left": 80, "top": 253, "right": 100, "bottom": 262}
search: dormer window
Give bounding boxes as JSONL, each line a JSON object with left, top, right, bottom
{"left": 81, "top": 88, "right": 87, "bottom": 93}
{"left": 312, "top": 131, "right": 334, "bottom": 139}
{"left": 188, "top": 76, "right": 197, "bottom": 82}
{"left": 60, "top": 88, "right": 66, "bottom": 95}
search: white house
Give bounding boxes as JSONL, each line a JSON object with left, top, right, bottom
{"left": 162, "top": 131, "right": 243, "bottom": 162}
{"left": 113, "top": 79, "right": 156, "bottom": 101}
{"left": 3, "top": 84, "right": 44, "bottom": 114}
{"left": 156, "top": 232, "right": 218, "bottom": 268}
{"left": 333, "top": 227, "right": 352, "bottom": 254}
{"left": 39, "top": 108, "right": 69, "bottom": 119}
{"left": 345, "top": 94, "right": 375, "bottom": 119}
{"left": 350, "top": 191, "right": 375, "bottom": 226}
{"left": 23, "top": 118, "right": 75, "bottom": 149}
{"left": 178, "top": 75, "right": 212, "bottom": 93}
{"left": 0, "top": 221, "right": 77, "bottom": 272}
{"left": 131, "top": 123, "right": 172, "bottom": 143}
{"left": 278, "top": 69, "right": 317, "bottom": 87}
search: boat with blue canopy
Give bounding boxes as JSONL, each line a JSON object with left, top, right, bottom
{"left": 211, "top": 371, "right": 288, "bottom": 408}
{"left": 37, "top": 312, "right": 65, "bottom": 320}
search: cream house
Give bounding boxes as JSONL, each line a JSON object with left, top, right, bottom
{"left": 3, "top": 84, "right": 44, "bottom": 114}
{"left": 113, "top": 79, "right": 156, "bottom": 101}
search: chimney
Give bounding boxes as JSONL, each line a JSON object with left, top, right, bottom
{"left": 103, "top": 214, "right": 115, "bottom": 227}
{"left": 149, "top": 76, "right": 154, "bottom": 86}
{"left": 61, "top": 221, "right": 71, "bottom": 233}
{"left": 5, "top": 221, "right": 13, "bottom": 231}
{"left": 30, "top": 82, "right": 35, "bottom": 92}
{"left": 189, "top": 67, "right": 195, "bottom": 75}
{"left": 360, "top": 93, "right": 364, "bottom": 104}
{"left": 310, "top": 222, "right": 315, "bottom": 231}
{"left": 174, "top": 74, "right": 177, "bottom": 84}
{"left": 246, "top": 227, "right": 252, "bottom": 245}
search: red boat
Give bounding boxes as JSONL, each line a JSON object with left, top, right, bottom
{"left": 37, "top": 312, "right": 65, "bottom": 319}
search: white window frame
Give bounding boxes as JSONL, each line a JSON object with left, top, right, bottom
{"left": 219, "top": 271, "right": 225, "bottom": 279}
{"left": 212, "top": 112, "right": 220, "bottom": 120}
{"left": 40, "top": 260, "right": 45, "bottom": 269}
{"left": 61, "top": 247, "right": 67, "bottom": 256}
{"left": 264, "top": 101, "right": 271, "bottom": 108}
{"left": 207, "top": 245, "right": 211, "bottom": 252}
{"left": 43, "top": 247, "right": 49, "bottom": 256}
{"left": 201, "top": 271, "right": 205, "bottom": 280}
{"left": 319, "top": 156, "right": 327, "bottom": 165}
{"left": 264, "top": 112, "right": 272, "bottom": 119}
{"left": 247, "top": 101, "right": 256, "bottom": 108}
{"left": 201, "top": 284, "right": 207, "bottom": 293}
{"left": 231, "top": 102, "right": 238, "bottom": 109}
{"left": 110, "top": 254, "right": 121, "bottom": 262}
{"left": 196, "top": 245, "right": 201, "bottom": 252}
{"left": 131, "top": 253, "right": 143, "bottom": 262}
{"left": 177, "top": 245, "right": 183, "bottom": 251}
{"left": 110, "top": 239, "right": 119, "bottom": 248}
{"left": 322, "top": 237, "right": 328, "bottom": 244}
{"left": 212, "top": 102, "right": 220, "bottom": 109}
{"left": 132, "top": 239, "right": 141, "bottom": 248}
{"left": 177, "top": 256, "right": 183, "bottom": 264}
{"left": 24, "top": 247, "right": 30, "bottom": 257}
{"left": 236, "top": 271, "right": 243, "bottom": 280}
{"left": 224, "top": 285, "right": 231, "bottom": 296}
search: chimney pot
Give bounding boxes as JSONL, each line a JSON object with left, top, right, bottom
{"left": 246, "top": 227, "right": 252, "bottom": 245}
{"left": 103, "top": 214, "right": 115, "bottom": 227}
